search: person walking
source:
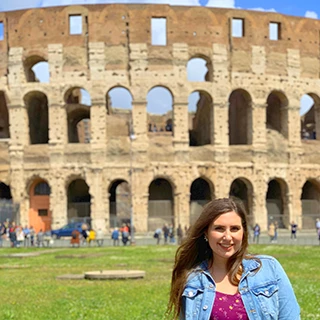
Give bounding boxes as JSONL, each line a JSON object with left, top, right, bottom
{"left": 96, "top": 228, "right": 104, "bottom": 247}
{"left": 111, "top": 228, "right": 120, "bottom": 246}
{"left": 154, "top": 227, "right": 162, "bottom": 245}
{"left": 291, "top": 221, "right": 298, "bottom": 240}
{"left": 268, "top": 222, "right": 275, "bottom": 243}
{"left": 167, "top": 198, "right": 300, "bottom": 320}
{"left": 162, "top": 224, "right": 169, "bottom": 244}
{"left": 252, "top": 223, "right": 260, "bottom": 244}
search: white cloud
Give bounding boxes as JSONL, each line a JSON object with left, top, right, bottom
{"left": 249, "top": 7, "right": 276, "bottom": 13}
{"left": 205, "top": 0, "right": 235, "bottom": 8}
{"left": 305, "top": 11, "right": 318, "bottom": 19}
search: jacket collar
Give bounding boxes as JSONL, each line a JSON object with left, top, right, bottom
{"left": 197, "top": 256, "right": 261, "bottom": 274}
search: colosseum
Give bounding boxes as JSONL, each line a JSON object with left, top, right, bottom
{"left": 0, "top": 3, "right": 319, "bottom": 233}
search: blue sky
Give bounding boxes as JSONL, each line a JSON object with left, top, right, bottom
{"left": 0, "top": 0, "right": 317, "bottom": 114}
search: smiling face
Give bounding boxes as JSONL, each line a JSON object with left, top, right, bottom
{"left": 206, "top": 211, "right": 244, "bottom": 262}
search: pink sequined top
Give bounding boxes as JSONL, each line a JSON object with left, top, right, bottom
{"left": 210, "top": 291, "right": 249, "bottom": 320}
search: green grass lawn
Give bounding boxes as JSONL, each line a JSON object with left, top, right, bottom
{"left": 0, "top": 245, "right": 319, "bottom": 320}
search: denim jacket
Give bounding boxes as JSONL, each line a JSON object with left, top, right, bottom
{"left": 181, "top": 255, "right": 300, "bottom": 320}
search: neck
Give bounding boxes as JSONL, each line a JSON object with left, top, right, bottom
{"left": 211, "top": 256, "right": 228, "bottom": 272}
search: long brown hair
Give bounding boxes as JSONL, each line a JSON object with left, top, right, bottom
{"left": 167, "top": 198, "right": 252, "bottom": 319}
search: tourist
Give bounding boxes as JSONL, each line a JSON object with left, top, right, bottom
{"left": 29, "top": 226, "right": 35, "bottom": 246}
{"left": 9, "top": 222, "right": 17, "bottom": 247}
{"left": 111, "top": 228, "right": 120, "bottom": 246}
{"left": 291, "top": 221, "right": 298, "bottom": 240}
{"left": 268, "top": 222, "right": 275, "bottom": 243}
{"left": 37, "top": 229, "right": 45, "bottom": 247}
{"left": 23, "top": 225, "right": 30, "bottom": 247}
{"left": 252, "top": 223, "right": 260, "bottom": 244}
{"left": 87, "top": 228, "right": 96, "bottom": 246}
{"left": 167, "top": 198, "right": 300, "bottom": 319}
{"left": 176, "top": 224, "right": 183, "bottom": 245}
{"left": 0, "top": 223, "right": 5, "bottom": 247}
{"left": 162, "top": 224, "right": 169, "bottom": 244}
{"left": 96, "top": 228, "right": 104, "bottom": 247}
{"left": 154, "top": 227, "right": 162, "bottom": 245}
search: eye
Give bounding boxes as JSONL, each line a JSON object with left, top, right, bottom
{"left": 214, "top": 226, "right": 224, "bottom": 231}
{"left": 231, "top": 226, "right": 241, "bottom": 232}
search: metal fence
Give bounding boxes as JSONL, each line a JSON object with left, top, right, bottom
{"left": 0, "top": 200, "right": 20, "bottom": 224}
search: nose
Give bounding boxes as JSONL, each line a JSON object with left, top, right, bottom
{"left": 223, "top": 230, "right": 232, "bottom": 240}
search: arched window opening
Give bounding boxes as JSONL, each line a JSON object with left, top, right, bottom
{"left": 24, "top": 55, "right": 49, "bottom": 83}
{"left": 266, "top": 91, "right": 288, "bottom": 139}
{"left": 106, "top": 87, "right": 133, "bottom": 137}
{"left": 65, "top": 88, "right": 91, "bottom": 143}
{"left": 148, "top": 178, "right": 173, "bottom": 231}
{"left": 67, "top": 179, "right": 91, "bottom": 225}
{"left": 229, "top": 89, "right": 252, "bottom": 145}
{"left": 229, "top": 179, "right": 253, "bottom": 222}
{"left": 301, "top": 180, "right": 320, "bottom": 229}
{"left": 34, "top": 181, "right": 51, "bottom": 195}
{"left": 190, "top": 178, "right": 213, "bottom": 225}
{"left": 300, "top": 94, "right": 320, "bottom": 140}
{"left": 0, "top": 91, "right": 10, "bottom": 139}
{"left": 24, "top": 91, "right": 49, "bottom": 144}
{"left": 109, "top": 180, "right": 130, "bottom": 228}
{"left": 147, "top": 87, "right": 173, "bottom": 135}
{"left": 266, "top": 179, "right": 288, "bottom": 228}
{"left": 187, "top": 57, "right": 212, "bottom": 82}
{"left": 188, "top": 91, "right": 213, "bottom": 146}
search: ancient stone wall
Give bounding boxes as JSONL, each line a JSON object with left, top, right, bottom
{"left": 0, "top": 4, "right": 320, "bottom": 232}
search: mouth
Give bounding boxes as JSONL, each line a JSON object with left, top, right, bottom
{"left": 219, "top": 243, "right": 233, "bottom": 250}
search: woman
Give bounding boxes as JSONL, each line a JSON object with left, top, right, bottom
{"left": 167, "top": 198, "right": 300, "bottom": 320}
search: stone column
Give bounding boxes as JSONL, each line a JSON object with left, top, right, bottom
{"left": 213, "top": 101, "right": 229, "bottom": 162}
{"left": 131, "top": 100, "right": 148, "bottom": 162}
{"left": 8, "top": 47, "right": 25, "bottom": 86}
{"left": 90, "top": 98, "right": 106, "bottom": 164}
{"left": 287, "top": 100, "right": 302, "bottom": 165}
{"left": 87, "top": 168, "right": 108, "bottom": 232}
{"left": 252, "top": 101, "right": 267, "bottom": 165}
{"left": 253, "top": 176, "right": 268, "bottom": 231}
{"left": 48, "top": 44, "right": 64, "bottom": 83}
{"left": 173, "top": 100, "right": 189, "bottom": 162}
{"left": 50, "top": 174, "right": 68, "bottom": 229}
{"left": 174, "top": 191, "right": 190, "bottom": 230}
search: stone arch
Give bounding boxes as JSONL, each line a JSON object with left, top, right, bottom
{"left": 64, "top": 87, "right": 91, "bottom": 143}
{"left": 266, "top": 178, "right": 289, "bottom": 228}
{"left": 300, "top": 93, "right": 320, "bottom": 140}
{"left": 188, "top": 90, "right": 213, "bottom": 146}
{"left": 229, "top": 89, "right": 252, "bottom": 145}
{"left": 24, "top": 91, "right": 49, "bottom": 144}
{"left": 189, "top": 177, "right": 214, "bottom": 225}
{"left": 148, "top": 177, "right": 174, "bottom": 231}
{"left": 187, "top": 55, "right": 212, "bottom": 82}
{"left": 147, "top": 86, "right": 174, "bottom": 135}
{"left": 23, "top": 55, "right": 49, "bottom": 83}
{"left": 266, "top": 90, "right": 289, "bottom": 138}
{"left": 28, "top": 178, "right": 51, "bottom": 232}
{"left": 229, "top": 178, "right": 253, "bottom": 222}
{"left": 0, "top": 91, "right": 10, "bottom": 139}
{"left": 301, "top": 179, "right": 320, "bottom": 229}
{"left": 67, "top": 178, "right": 91, "bottom": 225}
{"left": 106, "top": 86, "right": 133, "bottom": 138}
{"left": 108, "top": 179, "right": 130, "bottom": 228}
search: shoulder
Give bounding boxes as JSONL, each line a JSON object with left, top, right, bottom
{"left": 243, "top": 255, "right": 284, "bottom": 272}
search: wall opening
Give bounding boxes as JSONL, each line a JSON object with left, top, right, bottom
{"left": 109, "top": 180, "right": 130, "bottom": 228}
{"left": 24, "top": 91, "right": 49, "bottom": 144}
{"left": 148, "top": 178, "right": 173, "bottom": 231}
{"left": 106, "top": 87, "right": 133, "bottom": 138}
{"left": 69, "top": 15, "right": 82, "bottom": 35}
{"left": 67, "top": 179, "right": 91, "bottom": 225}
{"left": 232, "top": 18, "right": 244, "bottom": 38}
{"left": 187, "top": 56, "right": 212, "bottom": 82}
{"left": 151, "top": 17, "right": 167, "bottom": 46}
{"left": 65, "top": 87, "right": 91, "bottom": 143}
{"left": 0, "top": 22, "right": 4, "bottom": 41}
{"left": 147, "top": 86, "right": 173, "bottom": 135}
{"left": 229, "top": 89, "right": 252, "bottom": 145}
{"left": 188, "top": 91, "right": 213, "bottom": 146}
{"left": 300, "top": 93, "right": 320, "bottom": 140}
{"left": 301, "top": 180, "right": 320, "bottom": 229}
{"left": 190, "top": 178, "right": 213, "bottom": 225}
{"left": 0, "top": 91, "right": 10, "bottom": 139}
{"left": 266, "top": 91, "right": 288, "bottom": 138}
{"left": 24, "top": 55, "right": 49, "bottom": 83}
{"left": 266, "top": 179, "right": 288, "bottom": 228}
{"left": 269, "top": 22, "right": 280, "bottom": 40}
